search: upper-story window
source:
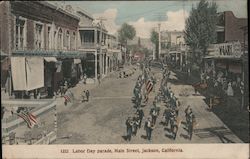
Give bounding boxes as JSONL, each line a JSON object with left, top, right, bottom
{"left": 72, "top": 32, "right": 76, "bottom": 50}
{"left": 47, "top": 26, "right": 52, "bottom": 50}
{"left": 15, "top": 18, "right": 26, "bottom": 50}
{"left": 66, "top": 31, "right": 70, "bottom": 50}
{"left": 58, "top": 28, "right": 63, "bottom": 50}
{"left": 35, "top": 24, "right": 43, "bottom": 49}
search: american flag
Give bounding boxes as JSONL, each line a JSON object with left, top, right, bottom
{"left": 64, "top": 90, "right": 74, "bottom": 103}
{"left": 146, "top": 79, "right": 154, "bottom": 94}
{"left": 143, "top": 79, "right": 154, "bottom": 103}
{"left": 17, "top": 111, "right": 38, "bottom": 128}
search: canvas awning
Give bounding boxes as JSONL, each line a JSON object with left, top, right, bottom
{"left": 44, "top": 57, "right": 57, "bottom": 62}
{"left": 11, "top": 57, "right": 44, "bottom": 91}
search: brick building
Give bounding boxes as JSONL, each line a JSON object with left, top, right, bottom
{"left": 0, "top": 1, "right": 81, "bottom": 98}
{"left": 203, "top": 11, "right": 248, "bottom": 110}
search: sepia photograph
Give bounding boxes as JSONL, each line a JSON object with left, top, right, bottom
{"left": 1, "top": 0, "right": 249, "bottom": 158}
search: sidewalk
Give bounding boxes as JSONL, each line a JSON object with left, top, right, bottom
{"left": 170, "top": 69, "right": 248, "bottom": 143}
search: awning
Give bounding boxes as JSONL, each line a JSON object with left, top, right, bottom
{"left": 74, "top": 59, "right": 81, "bottom": 64}
{"left": 44, "top": 57, "right": 57, "bottom": 62}
{"left": 216, "top": 62, "right": 227, "bottom": 69}
{"left": 11, "top": 57, "right": 44, "bottom": 91}
{"left": 229, "top": 65, "right": 242, "bottom": 74}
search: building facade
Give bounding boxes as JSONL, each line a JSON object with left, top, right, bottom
{"left": 0, "top": 1, "right": 81, "bottom": 98}
{"left": 203, "top": 11, "right": 248, "bottom": 110}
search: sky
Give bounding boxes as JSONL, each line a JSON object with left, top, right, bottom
{"left": 59, "top": 0, "right": 247, "bottom": 38}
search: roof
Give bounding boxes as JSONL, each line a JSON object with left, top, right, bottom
{"left": 39, "top": 2, "right": 80, "bottom": 21}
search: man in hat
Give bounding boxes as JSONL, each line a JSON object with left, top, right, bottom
{"left": 162, "top": 107, "right": 171, "bottom": 127}
{"left": 136, "top": 107, "right": 144, "bottom": 128}
{"left": 132, "top": 115, "right": 140, "bottom": 136}
{"left": 85, "top": 90, "right": 90, "bottom": 102}
{"left": 144, "top": 117, "right": 154, "bottom": 141}
{"left": 126, "top": 117, "right": 133, "bottom": 141}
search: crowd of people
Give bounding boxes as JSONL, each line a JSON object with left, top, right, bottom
{"left": 125, "top": 60, "right": 197, "bottom": 142}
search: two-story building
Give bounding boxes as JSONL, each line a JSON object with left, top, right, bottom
{"left": 77, "top": 10, "right": 120, "bottom": 81}
{"left": 203, "top": 11, "right": 248, "bottom": 110}
{"left": 0, "top": 1, "right": 81, "bottom": 98}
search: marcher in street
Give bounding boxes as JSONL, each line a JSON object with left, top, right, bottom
{"left": 126, "top": 117, "right": 133, "bottom": 141}
{"left": 162, "top": 107, "right": 171, "bottom": 127}
{"left": 132, "top": 115, "right": 140, "bottom": 136}
{"left": 136, "top": 107, "right": 144, "bottom": 128}
{"left": 150, "top": 104, "right": 159, "bottom": 125}
{"left": 85, "top": 90, "right": 90, "bottom": 102}
{"left": 184, "top": 105, "right": 191, "bottom": 123}
{"left": 188, "top": 114, "right": 196, "bottom": 140}
{"left": 171, "top": 117, "right": 178, "bottom": 140}
{"left": 144, "top": 117, "right": 154, "bottom": 141}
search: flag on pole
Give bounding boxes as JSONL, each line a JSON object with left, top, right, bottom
{"left": 64, "top": 90, "right": 74, "bottom": 103}
{"left": 143, "top": 79, "right": 154, "bottom": 103}
{"left": 17, "top": 111, "right": 38, "bottom": 128}
{"left": 146, "top": 79, "right": 154, "bottom": 94}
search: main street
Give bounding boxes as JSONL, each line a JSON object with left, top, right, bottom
{"left": 54, "top": 66, "right": 242, "bottom": 144}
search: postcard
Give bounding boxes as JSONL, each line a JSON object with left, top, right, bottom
{"left": 1, "top": 0, "right": 249, "bottom": 158}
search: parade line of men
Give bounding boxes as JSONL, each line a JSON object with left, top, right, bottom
{"left": 125, "top": 60, "right": 197, "bottom": 142}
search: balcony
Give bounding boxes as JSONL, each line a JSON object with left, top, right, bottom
{"left": 12, "top": 47, "right": 83, "bottom": 58}
{"left": 79, "top": 42, "right": 97, "bottom": 49}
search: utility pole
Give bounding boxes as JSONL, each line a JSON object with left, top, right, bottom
{"left": 158, "top": 23, "right": 161, "bottom": 61}
{"left": 96, "top": 17, "right": 106, "bottom": 77}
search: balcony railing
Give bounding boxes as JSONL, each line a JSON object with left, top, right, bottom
{"left": 79, "top": 42, "right": 97, "bottom": 49}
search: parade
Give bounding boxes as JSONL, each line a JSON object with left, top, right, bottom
{"left": 1, "top": 1, "right": 248, "bottom": 146}
{"left": 125, "top": 60, "right": 197, "bottom": 142}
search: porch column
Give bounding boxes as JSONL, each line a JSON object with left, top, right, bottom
{"left": 180, "top": 52, "right": 183, "bottom": 70}
{"left": 99, "top": 53, "right": 102, "bottom": 76}
{"left": 95, "top": 50, "right": 98, "bottom": 81}
{"left": 105, "top": 54, "right": 108, "bottom": 74}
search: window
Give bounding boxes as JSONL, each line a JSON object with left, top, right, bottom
{"left": 58, "top": 28, "right": 63, "bottom": 50}
{"left": 66, "top": 31, "right": 70, "bottom": 50}
{"left": 35, "top": 24, "right": 43, "bottom": 49}
{"left": 15, "top": 18, "right": 26, "bottom": 50}
{"left": 54, "top": 31, "right": 57, "bottom": 49}
{"left": 72, "top": 32, "right": 76, "bottom": 50}
{"left": 47, "top": 26, "right": 52, "bottom": 50}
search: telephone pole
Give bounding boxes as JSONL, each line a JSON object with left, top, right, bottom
{"left": 158, "top": 23, "right": 161, "bottom": 60}
{"left": 96, "top": 17, "right": 106, "bottom": 77}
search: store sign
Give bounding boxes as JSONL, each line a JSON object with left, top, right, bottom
{"left": 210, "top": 41, "right": 242, "bottom": 57}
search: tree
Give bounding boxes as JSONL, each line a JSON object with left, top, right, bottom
{"left": 184, "top": 0, "right": 217, "bottom": 64}
{"left": 138, "top": 37, "right": 141, "bottom": 47}
{"left": 150, "top": 29, "right": 159, "bottom": 59}
{"left": 118, "top": 23, "right": 136, "bottom": 63}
